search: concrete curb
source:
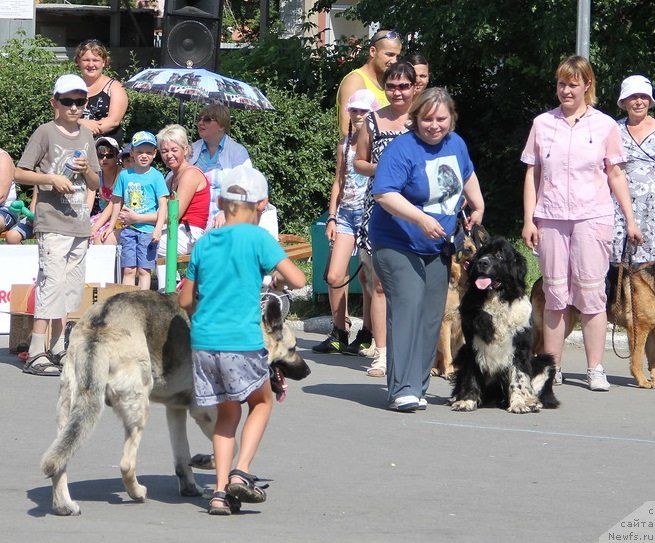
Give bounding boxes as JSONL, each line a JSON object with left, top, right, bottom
{"left": 286, "top": 288, "right": 629, "bottom": 350}
{"left": 288, "top": 316, "right": 628, "bottom": 351}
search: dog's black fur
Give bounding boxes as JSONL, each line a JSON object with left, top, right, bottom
{"left": 450, "top": 236, "right": 559, "bottom": 413}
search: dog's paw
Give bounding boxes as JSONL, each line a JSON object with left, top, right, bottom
{"left": 635, "top": 378, "right": 654, "bottom": 389}
{"left": 53, "top": 500, "right": 81, "bottom": 516}
{"left": 451, "top": 399, "right": 477, "bottom": 411}
{"left": 508, "top": 399, "right": 542, "bottom": 414}
{"left": 127, "top": 483, "right": 147, "bottom": 503}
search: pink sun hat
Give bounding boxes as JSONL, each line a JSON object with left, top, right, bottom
{"left": 346, "top": 89, "right": 380, "bottom": 112}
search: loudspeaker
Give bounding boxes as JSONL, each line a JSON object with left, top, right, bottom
{"left": 161, "top": 0, "right": 224, "bottom": 70}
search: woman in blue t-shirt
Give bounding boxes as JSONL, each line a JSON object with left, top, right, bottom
{"left": 369, "top": 87, "right": 485, "bottom": 412}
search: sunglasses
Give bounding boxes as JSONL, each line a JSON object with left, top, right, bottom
{"left": 385, "top": 82, "right": 413, "bottom": 92}
{"left": 97, "top": 152, "right": 116, "bottom": 159}
{"left": 198, "top": 115, "right": 216, "bottom": 124}
{"left": 58, "top": 97, "right": 87, "bottom": 107}
{"left": 370, "top": 31, "right": 400, "bottom": 47}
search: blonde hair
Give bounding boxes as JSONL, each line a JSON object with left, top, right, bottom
{"left": 220, "top": 186, "right": 256, "bottom": 216}
{"left": 555, "top": 55, "right": 597, "bottom": 106}
{"left": 406, "top": 87, "right": 457, "bottom": 133}
{"left": 156, "top": 124, "right": 190, "bottom": 151}
{"left": 199, "top": 104, "right": 231, "bottom": 131}
{"left": 75, "top": 39, "right": 110, "bottom": 65}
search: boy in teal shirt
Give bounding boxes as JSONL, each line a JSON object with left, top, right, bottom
{"left": 179, "top": 165, "right": 305, "bottom": 515}
{"left": 104, "top": 131, "right": 168, "bottom": 290}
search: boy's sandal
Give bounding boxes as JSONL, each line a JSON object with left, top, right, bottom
{"left": 23, "top": 352, "right": 61, "bottom": 377}
{"left": 50, "top": 350, "right": 67, "bottom": 368}
{"left": 208, "top": 491, "right": 241, "bottom": 515}
{"left": 226, "top": 469, "right": 268, "bottom": 503}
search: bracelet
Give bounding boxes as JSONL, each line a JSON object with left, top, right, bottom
{"left": 328, "top": 213, "right": 336, "bottom": 218}
{"left": 326, "top": 217, "right": 337, "bottom": 225}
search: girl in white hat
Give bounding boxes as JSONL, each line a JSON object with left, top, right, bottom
{"left": 313, "top": 89, "right": 379, "bottom": 355}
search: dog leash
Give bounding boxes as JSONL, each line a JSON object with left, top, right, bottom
{"left": 611, "top": 237, "right": 637, "bottom": 360}
{"left": 323, "top": 240, "right": 363, "bottom": 289}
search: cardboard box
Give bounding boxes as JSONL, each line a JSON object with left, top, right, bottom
{"left": 67, "top": 284, "right": 139, "bottom": 319}
{"left": 8, "top": 283, "right": 139, "bottom": 353}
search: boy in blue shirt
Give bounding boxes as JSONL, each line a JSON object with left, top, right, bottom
{"left": 179, "top": 165, "right": 305, "bottom": 515}
{"left": 104, "top": 131, "right": 168, "bottom": 290}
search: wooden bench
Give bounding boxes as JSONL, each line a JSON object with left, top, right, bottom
{"left": 155, "top": 234, "right": 312, "bottom": 266}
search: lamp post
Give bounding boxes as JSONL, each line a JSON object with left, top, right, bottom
{"left": 576, "top": 0, "right": 590, "bottom": 58}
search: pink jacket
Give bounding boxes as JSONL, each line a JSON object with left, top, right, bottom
{"left": 521, "top": 106, "right": 625, "bottom": 220}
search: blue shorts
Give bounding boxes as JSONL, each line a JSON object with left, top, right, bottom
{"left": 120, "top": 227, "right": 158, "bottom": 270}
{"left": 0, "top": 207, "right": 18, "bottom": 231}
{"left": 11, "top": 217, "right": 34, "bottom": 240}
{"left": 336, "top": 207, "right": 363, "bottom": 237}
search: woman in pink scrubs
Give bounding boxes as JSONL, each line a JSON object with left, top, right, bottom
{"left": 521, "top": 55, "right": 642, "bottom": 392}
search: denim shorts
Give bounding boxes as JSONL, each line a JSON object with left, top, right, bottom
{"left": 336, "top": 207, "right": 363, "bottom": 237}
{"left": 120, "top": 227, "right": 159, "bottom": 270}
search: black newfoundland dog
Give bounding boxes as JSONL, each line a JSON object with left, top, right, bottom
{"left": 450, "top": 236, "right": 559, "bottom": 413}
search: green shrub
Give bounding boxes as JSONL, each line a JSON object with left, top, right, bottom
{"left": 0, "top": 34, "right": 75, "bottom": 159}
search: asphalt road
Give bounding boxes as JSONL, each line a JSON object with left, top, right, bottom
{"left": 0, "top": 329, "right": 653, "bottom": 543}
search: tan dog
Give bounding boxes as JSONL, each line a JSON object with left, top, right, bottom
{"left": 432, "top": 224, "right": 490, "bottom": 379}
{"left": 530, "top": 265, "right": 655, "bottom": 388}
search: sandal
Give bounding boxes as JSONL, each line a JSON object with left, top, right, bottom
{"left": 23, "top": 352, "right": 60, "bottom": 377}
{"left": 366, "top": 367, "right": 386, "bottom": 377}
{"left": 208, "top": 491, "right": 241, "bottom": 515}
{"left": 50, "top": 350, "right": 67, "bottom": 368}
{"left": 226, "top": 469, "right": 268, "bottom": 503}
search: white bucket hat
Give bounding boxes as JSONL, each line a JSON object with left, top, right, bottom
{"left": 617, "top": 75, "right": 654, "bottom": 109}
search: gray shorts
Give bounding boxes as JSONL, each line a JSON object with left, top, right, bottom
{"left": 192, "top": 348, "right": 269, "bottom": 407}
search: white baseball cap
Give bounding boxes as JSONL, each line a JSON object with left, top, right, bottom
{"left": 617, "top": 75, "right": 654, "bottom": 109}
{"left": 220, "top": 165, "right": 268, "bottom": 203}
{"left": 53, "top": 74, "right": 88, "bottom": 96}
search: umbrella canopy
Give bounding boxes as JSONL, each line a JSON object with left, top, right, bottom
{"left": 125, "top": 68, "right": 274, "bottom": 111}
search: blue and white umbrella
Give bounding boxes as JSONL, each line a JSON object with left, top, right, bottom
{"left": 125, "top": 68, "right": 274, "bottom": 111}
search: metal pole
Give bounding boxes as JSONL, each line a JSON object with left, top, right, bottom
{"left": 165, "top": 192, "right": 179, "bottom": 293}
{"left": 576, "top": 0, "right": 590, "bottom": 58}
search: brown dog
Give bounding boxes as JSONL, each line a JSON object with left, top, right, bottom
{"left": 530, "top": 265, "right": 655, "bottom": 388}
{"left": 432, "top": 224, "right": 490, "bottom": 379}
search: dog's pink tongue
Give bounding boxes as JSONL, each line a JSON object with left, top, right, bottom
{"left": 475, "top": 277, "right": 493, "bottom": 290}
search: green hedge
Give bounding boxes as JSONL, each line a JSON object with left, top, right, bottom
{"left": 0, "top": 36, "right": 338, "bottom": 235}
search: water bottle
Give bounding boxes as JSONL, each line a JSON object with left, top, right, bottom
{"left": 62, "top": 150, "right": 85, "bottom": 180}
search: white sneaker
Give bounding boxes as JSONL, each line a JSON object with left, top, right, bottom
{"left": 388, "top": 395, "right": 419, "bottom": 412}
{"left": 587, "top": 365, "right": 610, "bottom": 391}
{"left": 554, "top": 367, "right": 563, "bottom": 385}
{"left": 417, "top": 398, "right": 428, "bottom": 410}
{"left": 366, "top": 347, "right": 387, "bottom": 377}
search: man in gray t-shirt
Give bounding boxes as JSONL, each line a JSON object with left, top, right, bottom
{"left": 14, "top": 74, "right": 100, "bottom": 377}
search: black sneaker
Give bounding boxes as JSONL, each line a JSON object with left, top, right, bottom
{"left": 312, "top": 327, "right": 349, "bottom": 354}
{"left": 342, "top": 327, "right": 372, "bottom": 356}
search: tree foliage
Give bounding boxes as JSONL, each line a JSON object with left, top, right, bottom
{"left": 323, "top": 0, "right": 655, "bottom": 235}
{"left": 0, "top": 36, "right": 335, "bottom": 235}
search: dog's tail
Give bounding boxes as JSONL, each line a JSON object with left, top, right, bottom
{"left": 40, "top": 325, "right": 112, "bottom": 478}
{"left": 531, "top": 353, "right": 560, "bottom": 409}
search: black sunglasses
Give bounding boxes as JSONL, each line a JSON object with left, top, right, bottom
{"left": 385, "top": 82, "right": 413, "bottom": 92}
{"left": 198, "top": 115, "right": 216, "bottom": 124}
{"left": 370, "top": 31, "right": 400, "bottom": 47}
{"left": 97, "top": 152, "right": 116, "bottom": 159}
{"left": 58, "top": 97, "right": 87, "bottom": 107}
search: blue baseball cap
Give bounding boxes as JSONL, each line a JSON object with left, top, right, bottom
{"left": 131, "top": 131, "right": 157, "bottom": 148}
